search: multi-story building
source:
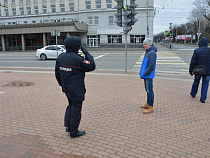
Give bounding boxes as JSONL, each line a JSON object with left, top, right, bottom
{"left": 0, "top": 0, "right": 154, "bottom": 51}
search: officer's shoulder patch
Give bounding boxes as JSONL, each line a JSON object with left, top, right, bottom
{"left": 83, "top": 60, "right": 90, "bottom": 64}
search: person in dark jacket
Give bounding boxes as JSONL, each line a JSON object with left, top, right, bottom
{"left": 139, "top": 38, "right": 157, "bottom": 114}
{"left": 189, "top": 37, "right": 210, "bottom": 103}
{"left": 55, "top": 36, "right": 96, "bottom": 138}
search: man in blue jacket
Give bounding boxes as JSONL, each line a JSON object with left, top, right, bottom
{"left": 139, "top": 38, "right": 157, "bottom": 114}
{"left": 189, "top": 37, "right": 210, "bottom": 103}
{"left": 55, "top": 36, "right": 95, "bottom": 138}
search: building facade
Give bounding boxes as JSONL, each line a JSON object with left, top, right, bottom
{"left": 0, "top": 0, "right": 154, "bottom": 51}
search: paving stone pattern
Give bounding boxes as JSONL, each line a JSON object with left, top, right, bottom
{"left": 0, "top": 71, "right": 209, "bottom": 158}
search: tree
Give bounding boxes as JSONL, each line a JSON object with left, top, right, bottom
{"left": 153, "top": 32, "right": 165, "bottom": 42}
{"left": 188, "top": 0, "right": 210, "bottom": 41}
{"left": 193, "top": 0, "right": 210, "bottom": 22}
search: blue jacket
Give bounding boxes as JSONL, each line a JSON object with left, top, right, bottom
{"left": 189, "top": 37, "right": 210, "bottom": 76}
{"left": 55, "top": 36, "right": 96, "bottom": 101}
{"left": 139, "top": 45, "right": 157, "bottom": 79}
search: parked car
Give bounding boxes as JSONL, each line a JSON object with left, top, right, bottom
{"left": 36, "top": 45, "right": 84, "bottom": 60}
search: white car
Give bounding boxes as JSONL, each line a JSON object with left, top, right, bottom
{"left": 36, "top": 45, "right": 84, "bottom": 60}
{"left": 36, "top": 45, "right": 66, "bottom": 60}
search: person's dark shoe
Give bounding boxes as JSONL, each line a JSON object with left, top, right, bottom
{"left": 70, "top": 131, "right": 86, "bottom": 138}
{"left": 66, "top": 127, "right": 70, "bottom": 132}
{"left": 200, "top": 99, "right": 205, "bottom": 103}
{"left": 190, "top": 93, "right": 195, "bottom": 98}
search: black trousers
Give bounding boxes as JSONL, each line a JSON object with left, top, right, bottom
{"left": 64, "top": 95, "right": 83, "bottom": 137}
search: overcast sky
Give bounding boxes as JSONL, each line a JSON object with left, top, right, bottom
{"left": 153, "top": 0, "right": 195, "bottom": 35}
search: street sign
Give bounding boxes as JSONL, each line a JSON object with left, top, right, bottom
{"left": 56, "top": 30, "right": 60, "bottom": 36}
{"left": 51, "top": 29, "right": 56, "bottom": 36}
{"left": 164, "top": 30, "right": 169, "bottom": 35}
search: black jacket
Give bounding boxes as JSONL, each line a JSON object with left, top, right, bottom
{"left": 55, "top": 36, "right": 95, "bottom": 101}
{"left": 189, "top": 37, "right": 210, "bottom": 76}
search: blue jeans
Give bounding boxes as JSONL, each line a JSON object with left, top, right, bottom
{"left": 144, "top": 79, "right": 154, "bottom": 107}
{"left": 190, "top": 75, "right": 210, "bottom": 101}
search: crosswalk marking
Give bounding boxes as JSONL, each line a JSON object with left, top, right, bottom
{"left": 132, "top": 51, "right": 189, "bottom": 74}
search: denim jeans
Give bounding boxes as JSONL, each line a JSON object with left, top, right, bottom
{"left": 190, "top": 75, "right": 210, "bottom": 101}
{"left": 144, "top": 79, "right": 154, "bottom": 107}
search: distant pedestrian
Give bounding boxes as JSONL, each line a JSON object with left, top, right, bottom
{"left": 189, "top": 37, "right": 210, "bottom": 103}
{"left": 55, "top": 36, "right": 96, "bottom": 138}
{"left": 139, "top": 38, "right": 157, "bottom": 114}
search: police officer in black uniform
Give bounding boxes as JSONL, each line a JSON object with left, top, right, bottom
{"left": 55, "top": 36, "right": 95, "bottom": 138}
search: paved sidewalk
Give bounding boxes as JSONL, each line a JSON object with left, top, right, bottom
{"left": 0, "top": 70, "right": 209, "bottom": 158}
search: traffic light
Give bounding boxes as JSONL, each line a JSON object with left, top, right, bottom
{"left": 170, "top": 34, "right": 172, "bottom": 37}
{"left": 130, "top": 0, "right": 139, "bottom": 25}
{"left": 114, "top": 0, "right": 123, "bottom": 27}
{"left": 122, "top": 6, "right": 132, "bottom": 33}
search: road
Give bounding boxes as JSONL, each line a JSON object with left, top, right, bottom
{"left": 0, "top": 43, "right": 197, "bottom": 75}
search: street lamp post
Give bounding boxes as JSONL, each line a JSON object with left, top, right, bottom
{"left": 169, "top": 23, "right": 173, "bottom": 48}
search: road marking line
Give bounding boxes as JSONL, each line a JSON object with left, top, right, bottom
{"left": 177, "top": 49, "right": 194, "bottom": 50}
{"left": 94, "top": 53, "right": 110, "bottom": 59}
{"left": 132, "top": 51, "right": 189, "bottom": 74}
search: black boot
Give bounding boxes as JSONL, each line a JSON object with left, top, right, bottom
{"left": 70, "top": 131, "right": 86, "bottom": 138}
{"left": 66, "top": 127, "right": 70, "bottom": 132}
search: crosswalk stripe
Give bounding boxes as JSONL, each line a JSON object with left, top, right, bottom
{"left": 132, "top": 51, "right": 189, "bottom": 74}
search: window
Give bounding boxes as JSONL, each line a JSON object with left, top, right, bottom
{"left": 130, "top": 35, "right": 145, "bottom": 43}
{"left": 24, "top": 21, "right": 27, "bottom": 24}
{"left": 86, "top": 1, "right": 91, "bottom": 9}
{"left": 45, "top": 46, "right": 54, "bottom": 50}
{"left": 20, "top": 8, "right": 24, "bottom": 15}
{"left": 8, "top": 22, "right": 11, "bottom": 25}
{"left": 88, "top": 17, "right": 92, "bottom": 25}
{"left": 5, "top": 9, "right": 9, "bottom": 16}
{"left": 34, "top": 6, "right": 38, "bottom": 14}
{"left": 43, "top": 5, "right": 47, "bottom": 13}
{"left": 96, "top": 1, "right": 101, "bottom": 9}
{"left": 0, "top": 11, "right": 1, "bottom": 16}
{"left": 4, "top": 0, "right": 7, "bottom": 4}
{"left": 51, "top": 5, "right": 56, "bottom": 13}
{"left": 60, "top": 4, "right": 65, "bottom": 12}
{"left": 27, "top": 7, "right": 31, "bottom": 14}
{"left": 12, "top": 0, "right": 15, "bottom": 3}
{"left": 44, "top": 19, "right": 50, "bottom": 23}
{"left": 106, "top": 0, "right": 112, "bottom": 8}
{"left": 12, "top": 22, "right": 16, "bottom": 25}
{"left": 94, "top": 16, "right": 99, "bottom": 25}
{"left": 108, "top": 35, "right": 122, "bottom": 43}
{"left": 109, "top": 16, "right": 113, "bottom": 24}
{"left": 12, "top": 8, "right": 16, "bottom": 15}
{"left": 32, "top": 21, "right": 36, "bottom": 23}
{"left": 69, "top": 3, "right": 74, "bottom": 11}
{"left": 19, "top": 0, "right": 23, "bottom": 2}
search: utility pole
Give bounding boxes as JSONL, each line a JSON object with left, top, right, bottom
{"left": 147, "top": 0, "right": 149, "bottom": 37}
{"left": 184, "top": 26, "right": 186, "bottom": 45}
{"left": 169, "top": 23, "right": 172, "bottom": 48}
{"left": 114, "top": 0, "right": 138, "bottom": 72}
{"left": 198, "top": 20, "right": 201, "bottom": 43}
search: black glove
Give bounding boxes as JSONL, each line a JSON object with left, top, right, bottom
{"left": 81, "top": 45, "right": 89, "bottom": 55}
{"left": 189, "top": 72, "right": 193, "bottom": 76}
